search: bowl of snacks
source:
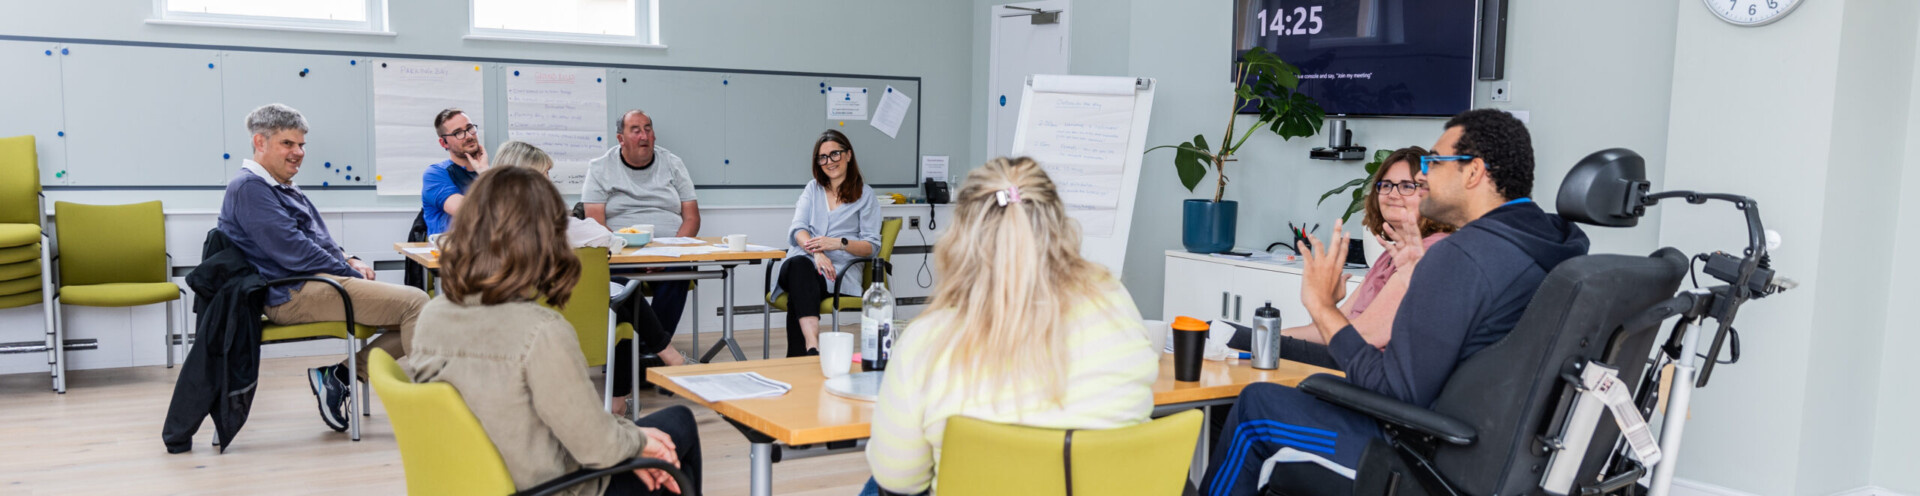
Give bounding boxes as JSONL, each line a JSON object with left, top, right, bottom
{"left": 614, "top": 227, "right": 652, "bottom": 247}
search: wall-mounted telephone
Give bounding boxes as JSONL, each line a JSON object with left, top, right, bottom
{"left": 923, "top": 178, "right": 950, "bottom": 204}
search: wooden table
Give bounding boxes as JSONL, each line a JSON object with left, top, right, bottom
{"left": 648, "top": 354, "right": 1343, "bottom": 496}
{"left": 396, "top": 238, "right": 787, "bottom": 362}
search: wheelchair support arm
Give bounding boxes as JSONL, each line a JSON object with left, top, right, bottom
{"left": 1298, "top": 375, "right": 1476, "bottom": 446}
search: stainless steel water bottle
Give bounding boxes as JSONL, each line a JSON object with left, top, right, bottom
{"left": 1251, "top": 301, "right": 1281, "bottom": 370}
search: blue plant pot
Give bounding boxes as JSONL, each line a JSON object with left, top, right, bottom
{"left": 1182, "top": 199, "right": 1238, "bottom": 253}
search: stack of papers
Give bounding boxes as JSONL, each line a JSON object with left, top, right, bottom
{"left": 652, "top": 237, "right": 706, "bottom": 245}
{"left": 668, "top": 372, "right": 792, "bottom": 402}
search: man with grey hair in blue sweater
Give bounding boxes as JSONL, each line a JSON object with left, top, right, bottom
{"left": 217, "top": 103, "right": 428, "bottom": 433}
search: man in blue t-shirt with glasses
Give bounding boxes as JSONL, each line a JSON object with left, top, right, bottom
{"left": 1201, "top": 109, "right": 1591, "bottom": 495}
{"left": 421, "top": 108, "right": 489, "bottom": 236}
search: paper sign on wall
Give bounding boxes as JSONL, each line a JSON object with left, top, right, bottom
{"left": 921, "top": 155, "right": 949, "bottom": 182}
{"left": 870, "top": 86, "right": 912, "bottom": 139}
{"left": 507, "top": 66, "right": 609, "bottom": 191}
{"left": 373, "top": 59, "right": 486, "bottom": 196}
{"left": 827, "top": 87, "right": 869, "bottom": 120}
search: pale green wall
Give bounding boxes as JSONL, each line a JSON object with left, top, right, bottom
{"left": 1869, "top": 2, "right": 1920, "bottom": 492}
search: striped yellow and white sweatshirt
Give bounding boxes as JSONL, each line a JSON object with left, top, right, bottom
{"left": 866, "top": 279, "right": 1159, "bottom": 493}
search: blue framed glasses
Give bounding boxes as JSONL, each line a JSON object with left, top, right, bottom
{"left": 1419, "top": 154, "right": 1477, "bottom": 175}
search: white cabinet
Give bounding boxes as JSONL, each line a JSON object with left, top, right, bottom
{"left": 1162, "top": 251, "right": 1363, "bottom": 328}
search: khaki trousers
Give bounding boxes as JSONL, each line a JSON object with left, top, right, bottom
{"left": 264, "top": 273, "right": 428, "bottom": 378}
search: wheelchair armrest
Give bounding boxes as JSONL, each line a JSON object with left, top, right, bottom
{"left": 831, "top": 257, "right": 893, "bottom": 300}
{"left": 512, "top": 457, "right": 691, "bottom": 496}
{"left": 1297, "top": 375, "right": 1475, "bottom": 446}
{"left": 265, "top": 276, "right": 356, "bottom": 324}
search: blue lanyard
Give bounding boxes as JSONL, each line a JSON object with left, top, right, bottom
{"left": 1502, "top": 197, "right": 1534, "bottom": 207}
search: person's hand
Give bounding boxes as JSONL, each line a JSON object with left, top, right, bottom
{"left": 814, "top": 253, "right": 837, "bottom": 281}
{"left": 465, "top": 148, "right": 489, "bottom": 172}
{"left": 347, "top": 258, "right": 376, "bottom": 280}
{"left": 634, "top": 427, "right": 683, "bottom": 493}
{"left": 803, "top": 236, "right": 844, "bottom": 253}
{"left": 1298, "top": 223, "right": 1352, "bottom": 312}
{"left": 1383, "top": 222, "right": 1427, "bottom": 271}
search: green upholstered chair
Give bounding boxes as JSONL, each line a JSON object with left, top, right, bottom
{"left": 260, "top": 301, "right": 378, "bottom": 441}
{"left": 764, "top": 218, "right": 903, "bottom": 357}
{"left": 0, "top": 135, "right": 58, "bottom": 392}
{"left": 933, "top": 410, "right": 1204, "bottom": 496}
{"left": 51, "top": 200, "right": 183, "bottom": 393}
{"left": 368, "top": 348, "right": 690, "bottom": 496}
{"left": 541, "top": 247, "right": 639, "bottom": 418}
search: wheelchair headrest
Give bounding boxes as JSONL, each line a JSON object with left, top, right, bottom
{"left": 1556, "top": 148, "right": 1651, "bottom": 228}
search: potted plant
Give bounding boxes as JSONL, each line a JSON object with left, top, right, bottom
{"left": 1147, "top": 47, "right": 1325, "bottom": 253}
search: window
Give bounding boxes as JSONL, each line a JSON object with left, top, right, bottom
{"left": 468, "top": 0, "right": 659, "bottom": 47}
{"left": 153, "top": 0, "right": 389, "bottom": 34}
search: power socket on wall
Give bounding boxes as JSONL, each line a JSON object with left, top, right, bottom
{"left": 909, "top": 216, "right": 921, "bottom": 230}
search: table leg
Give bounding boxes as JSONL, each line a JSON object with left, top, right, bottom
{"left": 1191, "top": 405, "right": 1212, "bottom": 486}
{"left": 724, "top": 265, "right": 745, "bottom": 361}
{"left": 750, "top": 441, "right": 774, "bottom": 496}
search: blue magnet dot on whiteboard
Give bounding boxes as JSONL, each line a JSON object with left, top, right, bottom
{"left": 322, "top": 181, "right": 329, "bottom": 187}
{"left": 820, "top": 89, "right": 825, "bottom": 94}
{"left": 345, "top": 165, "right": 352, "bottom": 171}
{"left": 597, "top": 136, "right": 603, "bottom": 141}
{"left": 1000, "top": 95, "right": 1006, "bottom": 106}
{"left": 324, "top": 162, "right": 331, "bottom": 168}
{"left": 596, "top": 78, "right": 602, "bottom": 83}
{"left": 350, "top": 60, "right": 357, "bottom": 65}
{"left": 60, "top": 48, "right": 68, "bottom": 55}
{"left": 222, "top": 153, "right": 230, "bottom": 160}
{"left": 845, "top": 95, "right": 851, "bottom": 101}
{"left": 303, "top": 67, "right": 309, "bottom": 73}
{"left": 820, "top": 82, "right": 825, "bottom": 88}
{"left": 208, "top": 63, "right": 215, "bottom": 69}
{"left": 863, "top": 88, "right": 868, "bottom": 93}
{"left": 887, "top": 88, "right": 892, "bottom": 93}
{"left": 513, "top": 70, "right": 520, "bottom": 76}
{"left": 723, "top": 80, "right": 728, "bottom": 85}
{"left": 44, "top": 50, "right": 51, "bottom": 56}
{"left": 56, "top": 131, "right": 64, "bottom": 137}
{"left": 724, "top": 159, "right": 730, "bottom": 164}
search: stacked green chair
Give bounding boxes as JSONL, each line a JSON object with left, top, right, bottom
{"left": 51, "top": 200, "right": 185, "bottom": 393}
{"left": 0, "top": 136, "right": 61, "bottom": 392}
{"left": 934, "top": 410, "right": 1204, "bottom": 496}
{"left": 764, "top": 218, "right": 903, "bottom": 357}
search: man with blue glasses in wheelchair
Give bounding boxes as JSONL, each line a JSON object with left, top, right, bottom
{"left": 1201, "top": 109, "right": 1591, "bottom": 496}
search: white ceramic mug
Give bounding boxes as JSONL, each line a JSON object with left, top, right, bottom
{"left": 725, "top": 234, "right": 748, "bottom": 251}
{"left": 819, "top": 331, "right": 856, "bottom": 378}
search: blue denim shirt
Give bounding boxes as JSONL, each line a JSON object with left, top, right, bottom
{"left": 217, "top": 160, "right": 358, "bottom": 306}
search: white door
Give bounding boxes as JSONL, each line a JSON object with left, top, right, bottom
{"left": 987, "top": 0, "right": 1070, "bottom": 161}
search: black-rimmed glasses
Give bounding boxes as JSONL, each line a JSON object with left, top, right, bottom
{"left": 440, "top": 124, "right": 480, "bottom": 140}
{"left": 1374, "top": 180, "right": 1428, "bottom": 196}
{"left": 815, "top": 149, "right": 847, "bottom": 165}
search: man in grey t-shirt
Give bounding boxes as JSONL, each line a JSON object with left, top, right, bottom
{"left": 582, "top": 109, "right": 701, "bottom": 358}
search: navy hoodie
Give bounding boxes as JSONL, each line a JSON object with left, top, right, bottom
{"left": 1327, "top": 200, "right": 1589, "bottom": 408}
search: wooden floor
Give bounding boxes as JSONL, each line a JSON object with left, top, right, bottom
{"left": 0, "top": 328, "right": 872, "bottom": 495}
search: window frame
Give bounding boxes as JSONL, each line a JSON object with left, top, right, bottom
{"left": 464, "top": 0, "right": 663, "bottom": 48}
{"left": 148, "top": 0, "right": 392, "bottom": 35}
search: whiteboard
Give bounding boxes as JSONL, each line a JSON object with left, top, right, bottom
{"left": 1010, "top": 75, "right": 1156, "bottom": 279}
{"left": 372, "top": 59, "right": 487, "bottom": 196}
{"left": 6, "top": 37, "right": 922, "bottom": 191}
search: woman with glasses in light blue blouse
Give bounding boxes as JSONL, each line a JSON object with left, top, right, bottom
{"left": 774, "top": 129, "right": 883, "bottom": 357}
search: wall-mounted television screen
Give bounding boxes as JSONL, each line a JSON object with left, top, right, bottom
{"left": 1234, "top": 0, "right": 1478, "bottom": 117}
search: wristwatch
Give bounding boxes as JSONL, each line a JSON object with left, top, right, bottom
{"left": 839, "top": 237, "right": 849, "bottom": 247}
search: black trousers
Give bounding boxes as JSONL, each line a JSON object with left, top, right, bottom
{"left": 602, "top": 405, "right": 704, "bottom": 496}
{"left": 775, "top": 255, "right": 831, "bottom": 358}
{"left": 610, "top": 275, "right": 673, "bottom": 397}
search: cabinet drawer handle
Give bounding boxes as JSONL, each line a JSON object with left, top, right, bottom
{"left": 1221, "top": 292, "right": 1230, "bottom": 319}
{"left": 1235, "top": 295, "right": 1243, "bottom": 322}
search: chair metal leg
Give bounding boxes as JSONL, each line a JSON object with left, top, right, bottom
{"left": 347, "top": 335, "right": 360, "bottom": 441}
{"left": 691, "top": 285, "right": 700, "bottom": 357}
{"left": 50, "top": 296, "right": 66, "bottom": 393}
{"left": 165, "top": 298, "right": 176, "bottom": 368}
{"left": 603, "top": 311, "right": 616, "bottom": 413}
{"left": 360, "top": 338, "right": 371, "bottom": 417}
{"left": 763, "top": 299, "right": 771, "bottom": 360}
{"left": 629, "top": 318, "right": 641, "bottom": 421}
{"left": 38, "top": 242, "right": 58, "bottom": 391}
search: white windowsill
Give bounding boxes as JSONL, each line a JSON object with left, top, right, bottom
{"left": 462, "top": 33, "right": 666, "bottom": 49}
{"left": 145, "top": 18, "right": 396, "bottom": 36}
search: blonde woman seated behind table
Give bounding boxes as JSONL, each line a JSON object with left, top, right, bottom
{"left": 410, "top": 166, "right": 701, "bottom": 496}
{"left": 1274, "top": 146, "right": 1455, "bottom": 367}
{"left": 493, "top": 141, "right": 690, "bottom": 417}
{"left": 864, "top": 157, "right": 1159, "bottom": 496}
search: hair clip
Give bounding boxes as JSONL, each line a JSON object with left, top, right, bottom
{"left": 996, "top": 186, "right": 1022, "bottom": 206}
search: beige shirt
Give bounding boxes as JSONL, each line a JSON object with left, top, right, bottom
{"left": 408, "top": 295, "right": 646, "bottom": 496}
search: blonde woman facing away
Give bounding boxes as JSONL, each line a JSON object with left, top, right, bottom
{"left": 863, "top": 157, "right": 1158, "bottom": 496}
{"left": 493, "top": 140, "right": 691, "bottom": 417}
